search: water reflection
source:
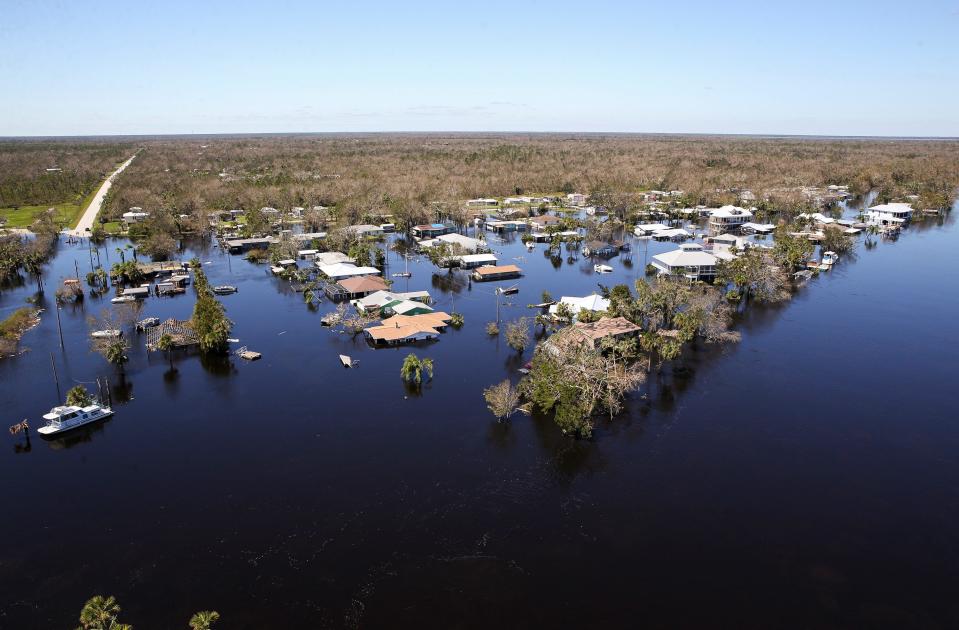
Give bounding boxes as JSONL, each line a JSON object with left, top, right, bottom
{"left": 199, "top": 352, "right": 237, "bottom": 377}
{"left": 44, "top": 420, "right": 110, "bottom": 450}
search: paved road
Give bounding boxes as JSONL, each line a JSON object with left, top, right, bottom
{"left": 66, "top": 153, "right": 137, "bottom": 237}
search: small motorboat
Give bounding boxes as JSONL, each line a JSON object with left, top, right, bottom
{"left": 91, "top": 329, "right": 122, "bottom": 339}
{"left": 821, "top": 251, "right": 839, "bottom": 266}
{"left": 525, "top": 241, "right": 535, "bottom": 250}
{"left": 594, "top": 264, "right": 613, "bottom": 273}
{"left": 111, "top": 295, "right": 136, "bottom": 304}
{"left": 339, "top": 354, "right": 357, "bottom": 368}
{"left": 392, "top": 272, "right": 412, "bottom": 278}
{"left": 37, "top": 403, "right": 113, "bottom": 436}
{"left": 498, "top": 285, "right": 519, "bottom": 296}
{"left": 213, "top": 285, "right": 238, "bottom": 295}
{"left": 135, "top": 317, "right": 159, "bottom": 331}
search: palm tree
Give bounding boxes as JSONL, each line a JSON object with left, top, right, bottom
{"left": 400, "top": 353, "right": 434, "bottom": 386}
{"left": 188, "top": 610, "right": 221, "bottom": 630}
{"left": 156, "top": 333, "right": 174, "bottom": 368}
{"left": 78, "top": 595, "right": 128, "bottom": 630}
{"left": 105, "top": 339, "right": 129, "bottom": 373}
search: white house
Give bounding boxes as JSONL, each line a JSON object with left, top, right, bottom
{"left": 741, "top": 222, "right": 776, "bottom": 234}
{"left": 318, "top": 262, "right": 381, "bottom": 280}
{"left": 428, "top": 232, "right": 486, "bottom": 252}
{"left": 548, "top": 294, "right": 610, "bottom": 320}
{"left": 313, "top": 251, "right": 355, "bottom": 267}
{"left": 466, "top": 198, "right": 499, "bottom": 207}
{"left": 343, "top": 224, "right": 384, "bottom": 238}
{"left": 651, "top": 227, "right": 692, "bottom": 242}
{"left": 122, "top": 208, "right": 150, "bottom": 224}
{"left": 566, "top": 193, "right": 587, "bottom": 206}
{"left": 707, "top": 205, "right": 754, "bottom": 233}
{"left": 866, "top": 203, "right": 913, "bottom": 225}
{"left": 634, "top": 223, "right": 670, "bottom": 236}
{"left": 455, "top": 253, "right": 499, "bottom": 269}
{"left": 651, "top": 243, "right": 719, "bottom": 281}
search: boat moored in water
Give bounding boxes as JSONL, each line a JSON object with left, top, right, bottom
{"left": 37, "top": 404, "right": 114, "bottom": 436}
{"left": 110, "top": 295, "right": 136, "bottom": 304}
{"left": 821, "top": 251, "right": 838, "bottom": 266}
{"left": 213, "top": 285, "right": 238, "bottom": 294}
{"left": 135, "top": 317, "right": 160, "bottom": 331}
{"left": 594, "top": 264, "right": 613, "bottom": 273}
{"left": 91, "top": 329, "right": 122, "bottom": 339}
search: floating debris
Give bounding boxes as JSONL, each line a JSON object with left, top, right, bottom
{"left": 235, "top": 346, "right": 261, "bottom": 361}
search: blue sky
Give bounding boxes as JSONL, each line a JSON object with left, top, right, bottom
{"left": 1, "top": 0, "right": 957, "bottom": 136}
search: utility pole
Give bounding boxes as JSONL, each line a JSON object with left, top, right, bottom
{"left": 54, "top": 303, "right": 64, "bottom": 349}
{"left": 50, "top": 353, "right": 61, "bottom": 402}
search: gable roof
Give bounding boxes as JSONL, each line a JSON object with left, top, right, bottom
{"left": 337, "top": 275, "right": 389, "bottom": 294}
{"left": 473, "top": 264, "right": 521, "bottom": 277}
{"left": 571, "top": 316, "right": 641, "bottom": 343}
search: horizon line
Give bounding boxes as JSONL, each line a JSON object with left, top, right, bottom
{"left": 2, "top": 130, "right": 959, "bottom": 142}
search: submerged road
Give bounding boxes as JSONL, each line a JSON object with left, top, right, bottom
{"left": 65, "top": 153, "right": 137, "bottom": 236}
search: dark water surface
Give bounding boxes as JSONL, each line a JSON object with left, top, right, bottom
{"left": 1, "top": 208, "right": 957, "bottom": 628}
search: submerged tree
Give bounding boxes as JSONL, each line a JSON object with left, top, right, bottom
{"left": 715, "top": 248, "right": 790, "bottom": 303}
{"left": 772, "top": 227, "right": 814, "bottom": 271}
{"left": 820, "top": 224, "right": 854, "bottom": 255}
{"left": 156, "top": 332, "right": 175, "bottom": 368}
{"left": 190, "top": 259, "right": 232, "bottom": 353}
{"left": 188, "top": 610, "right": 221, "bottom": 630}
{"left": 504, "top": 317, "right": 530, "bottom": 352}
{"left": 77, "top": 595, "right": 130, "bottom": 630}
{"left": 483, "top": 379, "right": 522, "bottom": 420}
{"left": 66, "top": 384, "right": 94, "bottom": 407}
{"left": 400, "top": 353, "right": 434, "bottom": 387}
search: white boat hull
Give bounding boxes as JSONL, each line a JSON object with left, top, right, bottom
{"left": 37, "top": 406, "right": 114, "bottom": 436}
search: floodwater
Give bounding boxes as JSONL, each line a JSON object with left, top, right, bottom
{"left": 1, "top": 203, "right": 957, "bottom": 629}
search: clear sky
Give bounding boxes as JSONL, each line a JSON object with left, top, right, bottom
{"left": 1, "top": 0, "right": 957, "bottom": 137}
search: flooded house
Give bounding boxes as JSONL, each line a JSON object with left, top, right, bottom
{"left": 707, "top": 205, "right": 754, "bottom": 233}
{"left": 352, "top": 290, "right": 433, "bottom": 315}
{"left": 411, "top": 222, "right": 456, "bottom": 238}
{"left": 582, "top": 241, "right": 618, "bottom": 258}
{"left": 364, "top": 312, "right": 452, "bottom": 346}
{"left": 455, "top": 253, "right": 499, "bottom": 269}
{"left": 634, "top": 223, "right": 670, "bottom": 236}
{"left": 546, "top": 316, "right": 641, "bottom": 353}
{"left": 225, "top": 237, "right": 278, "bottom": 253}
{"left": 652, "top": 228, "right": 692, "bottom": 242}
{"left": 528, "top": 214, "right": 563, "bottom": 230}
{"left": 343, "top": 224, "right": 385, "bottom": 238}
{"left": 313, "top": 251, "right": 355, "bottom": 267}
{"left": 651, "top": 243, "right": 719, "bottom": 281}
{"left": 548, "top": 293, "right": 610, "bottom": 321}
{"left": 327, "top": 274, "right": 390, "bottom": 300}
{"left": 866, "top": 203, "right": 913, "bottom": 225}
{"left": 318, "top": 262, "right": 382, "bottom": 281}
{"left": 419, "top": 233, "right": 487, "bottom": 252}
{"left": 471, "top": 264, "right": 522, "bottom": 281}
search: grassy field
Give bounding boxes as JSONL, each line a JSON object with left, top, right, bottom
{"left": 0, "top": 203, "right": 83, "bottom": 229}
{"left": 0, "top": 186, "right": 99, "bottom": 230}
